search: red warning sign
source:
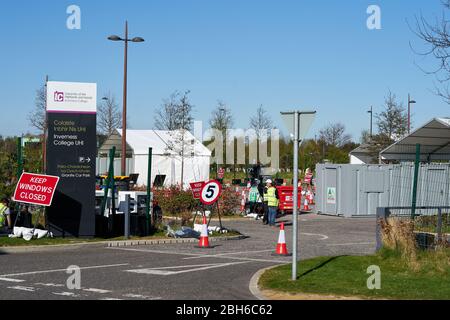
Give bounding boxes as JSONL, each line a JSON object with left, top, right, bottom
{"left": 13, "top": 173, "right": 60, "bottom": 207}
{"left": 190, "top": 181, "right": 206, "bottom": 199}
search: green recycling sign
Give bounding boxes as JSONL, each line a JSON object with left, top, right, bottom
{"left": 327, "top": 187, "right": 336, "bottom": 204}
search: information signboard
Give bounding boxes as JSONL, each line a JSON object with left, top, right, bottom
{"left": 46, "top": 81, "right": 97, "bottom": 237}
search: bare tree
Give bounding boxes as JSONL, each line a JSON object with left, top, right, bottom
{"left": 319, "top": 123, "right": 352, "bottom": 147}
{"left": 209, "top": 101, "right": 234, "bottom": 133}
{"left": 97, "top": 93, "right": 122, "bottom": 136}
{"left": 249, "top": 105, "right": 273, "bottom": 137}
{"left": 28, "top": 85, "right": 47, "bottom": 133}
{"left": 411, "top": 1, "right": 450, "bottom": 103}
{"left": 161, "top": 91, "right": 195, "bottom": 187}
{"left": 209, "top": 101, "right": 234, "bottom": 174}
{"left": 360, "top": 129, "right": 371, "bottom": 145}
{"left": 28, "top": 84, "right": 48, "bottom": 172}
{"left": 154, "top": 91, "right": 193, "bottom": 131}
{"left": 376, "top": 91, "right": 408, "bottom": 140}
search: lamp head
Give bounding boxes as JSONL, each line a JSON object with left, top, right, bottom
{"left": 108, "top": 35, "right": 122, "bottom": 41}
{"left": 131, "top": 37, "right": 145, "bottom": 42}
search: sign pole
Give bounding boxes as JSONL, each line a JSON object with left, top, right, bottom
{"left": 216, "top": 201, "right": 223, "bottom": 230}
{"left": 292, "top": 111, "right": 299, "bottom": 281}
{"left": 281, "top": 110, "right": 316, "bottom": 281}
{"left": 14, "top": 137, "right": 23, "bottom": 228}
{"left": 199, "top": 180, "right": 222, "bottom": 227}
{"left": 146, "top": 147, "right": 153, "bottom": 235}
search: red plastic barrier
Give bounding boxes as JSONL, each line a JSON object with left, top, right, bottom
{"left": 277, "top": 186, "right": 302, "bottom": 212}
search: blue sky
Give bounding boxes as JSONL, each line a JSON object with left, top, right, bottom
{"left": 0, "top": 0, "right": 449, "bottom": 141}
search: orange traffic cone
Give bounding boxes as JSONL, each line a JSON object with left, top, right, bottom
{"left": 307, "top": 191, "right": 314, "bottom": 205}
{"left": 310, "top": 191, "right": 315, "bottom": 205}
{"left": 273, "top": 223, "right": 291, "bottom": 256}
{"left": 303, "top": 197, "right": 310, "bottom": 212}
{"left": 240, "top": 190, "right": 246, "bottom": 212}
{"left": 197, "top": 215, "right": 212, "bottom": 248}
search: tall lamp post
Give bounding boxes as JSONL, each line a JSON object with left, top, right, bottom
{"left": 408, "top": 94, "right": 416, "bottom": 134}
{"left": 367, "top": 106, "right": 373, "bottom": 138}
{"left": 217, "top": 106, "right": 226, "bottom": 179}
{"left": 108, "top": 21, "right": 144, "bottom": 176}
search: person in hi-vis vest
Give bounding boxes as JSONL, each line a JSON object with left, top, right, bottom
{"left": 0, "top": 198, "right": 12, "bottom": 230}
{"left": 248, "top": 181, "right": 260, "bottom": 215}
{"left": 264, "top": 180, "right": 279, "bottom": 226}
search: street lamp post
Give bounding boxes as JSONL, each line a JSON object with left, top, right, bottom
{"left": 218, "top": 107, "right": 226, "bottom": 179}
{"left": 367, "top": 106, "right": 373, "bottom": 137}
{"left": 108, "top": 21, "right": 144, "bottom": 176}
{"left": 408, "top": 94, "right": 416, "bottom": 134}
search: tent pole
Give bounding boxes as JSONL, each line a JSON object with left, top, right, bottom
{"left": 146, "top": 148, "right": 153, "bottom": 235}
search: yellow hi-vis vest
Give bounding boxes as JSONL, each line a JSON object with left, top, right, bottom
{"left": 266, "top": 187, "right": 279, "bottom": 207}
{"left": 0, "top": 203, "right": 7, "bottom": 227}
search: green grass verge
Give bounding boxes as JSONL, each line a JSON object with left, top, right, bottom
{"left": 0, "top": 237, "right": 106, "bottom": 247}
{"left": 259, "top": 248, "right": 450, "bottom": 300}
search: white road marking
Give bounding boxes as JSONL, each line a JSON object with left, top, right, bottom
{"left": 206, "top": 255, "right": 289, "bottom": 264}
{"left": 0, "top": 263, "right": 129, "bottom": 278}
{"left": 100, "top": 298, "right": 123, "bottom": 300}
{"left": 327, "top": 242, "right": 375, "bottom": 246}
{"left": 300, "top": 233, "right": 329, "bottom": 240}
{"left": 82, "top": 288, "right": 112, "bottom": 294}
{"left": 35, "top": 283, "right": 64, "bottom": 287}
{"left": 8, "top": 286, "right": 35, "bottom": 292}
{"left": 123, "top": 293, "right": 162, "bottom": 300}
{"left": 126, "top": 261, "right": 249, "bottom": 276}
{"left": 52, "top": 292, "right": 80, "bottom": 297}
{"left": 107, "top": 247, "right": 202, "bottom": 256}
{"left": 0, "top": 277, "right": 25, "bottom": 283}
{"left": 108, "top": 247, "right": 289, "bottom": 264}
{"left": 183, "top": 249, "right": 274, "bottom": 260}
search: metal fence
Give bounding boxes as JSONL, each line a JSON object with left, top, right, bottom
{"left": 388, "top": 163, "right": 450, "bottom": 216}
{"left": 376, "top": 206, "right": 450, "bottom": 250}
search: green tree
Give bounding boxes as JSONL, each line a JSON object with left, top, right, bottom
{"left": 366, "top": 134, "right": 394, "bottom": 163}
{"left": 376, "top": 91, "right": 408, "bottom": 140}
{"left": 0, "top": 136, "right": 19, "bottom": 199}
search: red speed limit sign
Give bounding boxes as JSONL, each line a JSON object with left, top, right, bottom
{"left": 200, "top": 180, "right": 222, "bottom": 205}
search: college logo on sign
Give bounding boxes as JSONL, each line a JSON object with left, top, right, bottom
{"left": 54, "top": 91, "right": 65, "bottom": 102}
{"left": 46, "top": 82, "right": 97, "bottom": 114}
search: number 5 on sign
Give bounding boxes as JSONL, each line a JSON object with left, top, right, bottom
{"left": 200, "top": 180, "right": 222, "bottom": 205}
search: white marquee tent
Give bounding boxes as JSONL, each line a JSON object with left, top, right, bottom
{"left": 97, "top": 129, "right": 211, "bottom": 188}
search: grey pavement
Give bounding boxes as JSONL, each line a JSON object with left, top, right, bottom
{"left": 0, "top": 213, "right": 377, "bottom": 300}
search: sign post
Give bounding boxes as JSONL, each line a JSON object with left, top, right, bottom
{"left": 199, "top": 180, "right": 223, "bottom": 230}
{"left": 190, "top": 181, "right": 205, "bottom": 225}
{"left": 281, "top": 110, "right": 316, "bottom": 281}
{"left": 46, "top": 81, "right": 97, "bottom": 237}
